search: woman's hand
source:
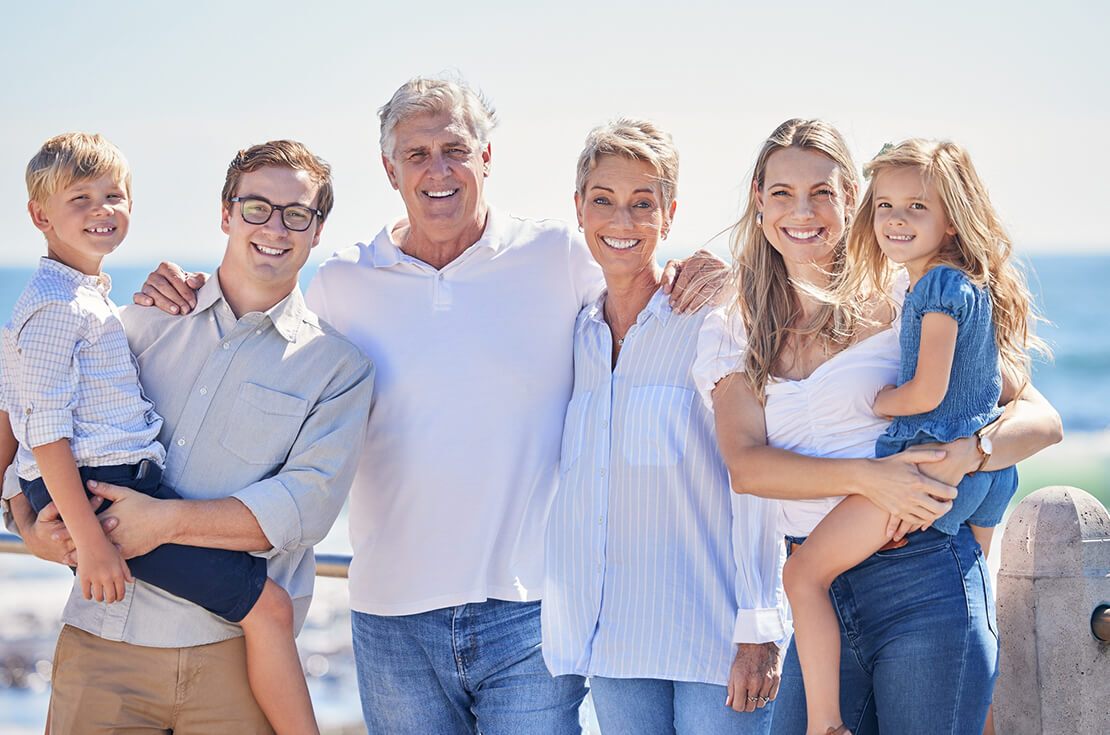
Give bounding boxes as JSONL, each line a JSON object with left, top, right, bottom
{"left": 725, "top": 642, "right": 781, "bottom": 713}
{"left": 857, "top": 449, "right": 958, "bottom": 537}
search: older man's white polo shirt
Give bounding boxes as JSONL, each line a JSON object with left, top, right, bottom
{"left": 307, "top": 209, "right": 602, "bottom": 616}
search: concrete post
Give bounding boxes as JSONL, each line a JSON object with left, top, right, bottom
{"left": 994, "top": 486, "right": 1110, "bottom": 735}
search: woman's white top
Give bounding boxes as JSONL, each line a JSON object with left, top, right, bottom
{"left": 693, "top": 303, "right": 901, "bottom": 537}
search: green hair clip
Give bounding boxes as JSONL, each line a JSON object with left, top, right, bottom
{"left": 864, "top": 142, "right": 896, "bottom": 180}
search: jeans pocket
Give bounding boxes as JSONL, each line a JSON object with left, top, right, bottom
{"left": 620, "top": 385, "right": 693, "bottom": 467}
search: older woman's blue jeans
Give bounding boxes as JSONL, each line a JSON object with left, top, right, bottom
{"left": 590, "top": 676, "right": 773, "bottom": 734}
{"left": 772, "top": 525, "right": 998, "bottom": 734}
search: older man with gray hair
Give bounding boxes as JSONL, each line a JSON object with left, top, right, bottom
{"left": 309, "top": 78, "right": 603, "bottom": 733}
{"left": 139, "top": 77, "right": 725, "bottom": 734}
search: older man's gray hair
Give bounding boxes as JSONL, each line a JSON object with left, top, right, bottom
{"left": 379, "top": 77, "right": 499, "bottom": 160}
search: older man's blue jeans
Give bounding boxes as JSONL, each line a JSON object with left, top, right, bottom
{"left": 589, "top": 676, "right": 774, "bottom": 734}
{"left": 351, "top": 599, "right": 586, "bottom": 734}
{"left": 772, "top": 525, "right": 998, "bottom": 734}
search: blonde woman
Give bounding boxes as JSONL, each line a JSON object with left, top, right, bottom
{"left": 781, "top": 138, "right": 1052, "bottom": 735}
{"left": 544, "top": 119, "right": 782, "bottom": 735}
{"left": 694, "top": 119, "right": 1062, "bottom": 734}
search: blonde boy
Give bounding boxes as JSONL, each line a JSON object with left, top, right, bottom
{"left": 1, "top": 134, "right": 353, "bottom": 734}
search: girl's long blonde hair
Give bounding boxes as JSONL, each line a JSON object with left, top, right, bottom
{"left": 838, "top": 138, "right": 1049, "bottom": 382}
{"left": 729, "top": 119, "right": 865, "bottom": 403}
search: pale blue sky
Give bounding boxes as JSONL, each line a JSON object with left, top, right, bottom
{"left": 2, "top": 1, "right": 1107, "bottom": 267}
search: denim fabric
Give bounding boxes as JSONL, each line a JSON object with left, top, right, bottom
{"left": 351, "top": 599, "right": 587, "bottom": 735}
{"left": 773, "top": 526, "right": 998, "bottom": 734}
{"left": 21, "top": 462, "right": 267, "bottom": 623}
{"left": 590, "top": 676, "right": 773, "bottom": 735}
{"left": 885, "top": 266, "right": 1003, "bottom": 444}
{"left": 876, "top": 432, "right": 1018, "bottom": 534}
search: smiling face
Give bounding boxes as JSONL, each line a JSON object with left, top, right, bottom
{"left": 28, "top": 173, "right": 131, "bottom": 275}
{"left": 872, "top": 166, "right": 956, "bottom": 281}
{"left": 575, "top": 155, "right": 674, "bottom": 287}
{"left": 755, "top": 147, "right": 848, "bottom": 277}
{"left": 220, "top": 165, "right": 322, "bottom": 309}
{"left": 382, "top": 110, "right": 490, "bottom": 249}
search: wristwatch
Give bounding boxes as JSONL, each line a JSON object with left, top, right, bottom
{"left": 973, "top": 428, "right": 993, "bottom": 474}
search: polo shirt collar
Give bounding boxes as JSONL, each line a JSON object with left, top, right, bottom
{"left": 369, "top": 206, "right": 505, "bottom": 268}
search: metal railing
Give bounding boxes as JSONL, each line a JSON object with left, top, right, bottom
{"left": 0, "top": 532, "right": 351, "bottom": 578}
{"left": 2, "top": 533, "right": 1107, "bottom": 639}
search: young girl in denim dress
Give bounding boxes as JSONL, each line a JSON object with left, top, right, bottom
{"left": 781, "top": 138, "right": 1049, "bottom": 735}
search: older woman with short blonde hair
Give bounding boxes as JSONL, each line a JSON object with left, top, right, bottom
{"left": 543, "top": 119, "right": 783, "bottom": 735}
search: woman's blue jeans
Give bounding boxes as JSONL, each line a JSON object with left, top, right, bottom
{"left": 773, "top": 525, "right": 999, "bottom": 734}
{"left": 590, "top": 676, "right": 773, "bottom": 734}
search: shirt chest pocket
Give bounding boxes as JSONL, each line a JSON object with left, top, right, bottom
{"left": 620, "top": 385, "right": 694, "bottom": 467}
{"left": 220, "top": 383, "right": 308, "bottom": 465}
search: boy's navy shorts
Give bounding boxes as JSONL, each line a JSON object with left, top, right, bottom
{"left": 20, "top": 460, "right": 267, "bottom": 623}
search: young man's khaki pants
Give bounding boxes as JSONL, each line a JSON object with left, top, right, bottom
{"left": 48, "top": 625, "right": 275, "bottom": 734}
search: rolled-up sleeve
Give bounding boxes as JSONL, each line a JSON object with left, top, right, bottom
{"left": 693, "top": 305, "right": 748, "bottom": 412}
{"left": 731, "top": 491, "right": 789, "bottom": 644}
{"left": 15, "top": 302, "right": 84, "bottom": 448}
{"left": 233, "top": 354, "right": 374, "bottom": 558}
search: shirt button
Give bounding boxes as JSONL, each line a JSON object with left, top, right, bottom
{"left": 599, "top": 468, "right": 606, "bottom": 477}
{"left": 255, "top": 329, "right": 262, "bottom": 335}
{"left": 600, "top": 419, "right": 608, "bottom": 428}
{"left": 597, "top": 516, "right": 604, "bottom": 526}
{"left": 176, "top": 438, "right": 186, "bottom": 447}
{"left": 199, "top": 387, "right": 208, "bottom": 396}
{"left": 25, "top": 407, "right": 32, "bottom": 415}
{"left": 597, "top": 562, "right": 604, "bottom": 573}
{"left": 222, "top": 342, "right": 230, "bottom": 350}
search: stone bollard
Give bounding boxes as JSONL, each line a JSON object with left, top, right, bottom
{"left": 994, "top": 486, "right": 1110, "bottom": 735}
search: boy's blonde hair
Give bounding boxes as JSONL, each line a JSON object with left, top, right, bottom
{"left": 729, "top": 118, "right": 863, "bottom": 403}
{"left": 840, "top": 138, "right": 1049, "bottom": 381}
{"left": 26, "top": 132, "right": 131, "bottom": 206}
{"left": 575, "top": 118, "right": 679, "bottom": 212}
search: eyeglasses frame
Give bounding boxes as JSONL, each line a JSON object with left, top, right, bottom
{"left": 229, "top": 196, "right": 323, "bottom": 232}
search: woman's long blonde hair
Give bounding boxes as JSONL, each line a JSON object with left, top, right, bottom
{"left": 838, "top": 138, "right": 1049, "bottom": 382}
{"left": 730, "top": 119, "right": 864, "bottom": 403}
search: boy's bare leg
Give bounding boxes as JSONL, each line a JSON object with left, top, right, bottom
{"left": 239, "top": 580, "right": 320, "bottom": 735}
{"left": 783, "top": 495, "right": 893, "bottom": 735}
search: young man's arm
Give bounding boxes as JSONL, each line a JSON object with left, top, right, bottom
{"left": 92, "top": 353, "right": 375, "bottom": 559}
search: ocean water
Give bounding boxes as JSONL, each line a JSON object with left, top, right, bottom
{"left": 0, "top": 254, "right": 1106, "bottom": 733}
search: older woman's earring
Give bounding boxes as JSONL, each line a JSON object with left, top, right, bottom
{"left": 578, "top": 224, "right": 584, "bottom": 232}
{"left": 756, "top": 212, "right": 763, "bottom": 227}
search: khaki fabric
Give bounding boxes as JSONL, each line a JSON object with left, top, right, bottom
{"left": 48, "top": 625, "right": 275, "bottom": 734}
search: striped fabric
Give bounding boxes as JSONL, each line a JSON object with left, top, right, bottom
{"left": 542, "top": 289, "right": 786, "bottom": 686}
{"left": 0, "top": 258, "right": 164, "bottom": 480}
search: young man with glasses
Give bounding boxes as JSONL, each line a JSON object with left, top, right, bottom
{"left": 6, "top": 140, "right": 374, "bottom": 734}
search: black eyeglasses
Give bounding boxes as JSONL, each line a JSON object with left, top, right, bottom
{"left": 230, "top": 196, "right": 323, "bottom": 232}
